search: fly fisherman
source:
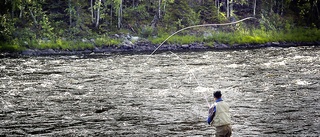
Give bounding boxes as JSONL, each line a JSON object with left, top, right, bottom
{"left": 207, "top": 91, "right": 232, "bottom": 137}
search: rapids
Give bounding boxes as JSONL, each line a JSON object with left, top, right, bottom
{"left": 1, "top": 46, "right": 319, "bottom": 136}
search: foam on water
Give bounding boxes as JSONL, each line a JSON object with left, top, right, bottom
{"left": 263, "top": 60, "right": 286, "bottom": 67}
{"left": 193, "top": 86, "right": 212, "bottom": 93}
{"left": 226, "top": 63, "right": 247, "bottom": 68}
{"left": 294, "top": 79, "right": 311, "bottom": 85}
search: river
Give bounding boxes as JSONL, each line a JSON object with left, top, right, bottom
{"left": 1, "top": 46, "right": 319, "bottom": 136}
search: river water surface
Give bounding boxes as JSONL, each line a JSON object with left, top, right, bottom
{"left": 1, "top": 46, "right": 319, "bottom": 136}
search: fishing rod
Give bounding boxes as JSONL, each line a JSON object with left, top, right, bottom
{"left": 148, "top": 17, "right": 256, "bottom": 57}
{"left": 148, "top": 17, "right": 256, "bottom": 108}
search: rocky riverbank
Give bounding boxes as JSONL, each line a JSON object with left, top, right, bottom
{"left": 1, "top": 41, "right": 320, "bottom": 58}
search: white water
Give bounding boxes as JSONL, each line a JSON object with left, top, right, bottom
{"left": 0, "top": 46, "right": 319, "bottom": 136}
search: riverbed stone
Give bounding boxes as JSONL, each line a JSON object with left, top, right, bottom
{"left": 130, "top": 36, "right": 139, "bottom": 42}
{"left": 181, "top": 44, "right": 189, "bottom": 48}
{"left": 22, "top": 49, "right": 38, "bottom": 56}
{"left": 215, "top": 43, "right": 230, "bottom": 49}
{"left": 271, "top": 42, "right": 280, "bottom": 46}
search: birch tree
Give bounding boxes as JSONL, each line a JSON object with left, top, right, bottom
{"left": 227, "top": 0, "right": 229, "bottom": 17}
{"left": 216, "top": 0, "right": 220, "bottom": 17}
{"left": 68, "top": 0, "right": 72, "bottom": 27}
{"left": 91, "top": 0, "right": 94, "bottom": 24}
{"left": 230, "top": 0, "right": 233, "bottom": 17}
{"left": 112, "top": 0, "right": 122, "bottom": 28}
{"left": 119, "top": 0, "right": 122, "bottom": 28}
{"left": 95, "top": 0, "right": 102, "bottom": 28}
{"left": 253, "top": 0, "right": 256, "bottom": 16}
{"left": 158, "top": 0, "right": 161, "bottom": 18}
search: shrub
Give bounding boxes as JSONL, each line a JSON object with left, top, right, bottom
{"left": 141, "top": 25, "right": 154, "bottom": 38}
{"left": 0, "top": 41, "right": 25, "bottom": 52}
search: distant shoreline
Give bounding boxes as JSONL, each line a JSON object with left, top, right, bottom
{"left": 1, "top": 41, "right": 319, "bottom": 58}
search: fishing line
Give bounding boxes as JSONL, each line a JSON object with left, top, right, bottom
{"left": 168, "top": 51, "right": 211, "bottom": 108}
{"left": 147, "top": 17, "right": 256, "bottom": 108}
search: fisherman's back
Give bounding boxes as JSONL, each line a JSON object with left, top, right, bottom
{"left": 212, "top": 101, "right": 231, "bottom": 127}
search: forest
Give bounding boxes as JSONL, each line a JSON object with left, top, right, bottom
{"left": 0, "top": 0, "right": 320, "bottom": 52}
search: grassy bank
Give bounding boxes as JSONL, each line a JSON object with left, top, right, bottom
{"left": 0, "top": 36, "right": 121, "bottom": 52}
{"left": 1, "top": 27, "right": 320, "bottom": 52}
{"left": 150, "top": 27, "right": 320, "bottom": 46}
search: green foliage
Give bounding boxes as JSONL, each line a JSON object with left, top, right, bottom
{"left": 0, "top": 14, "right": 16, "bottom": 41}
{"left": 148, "top": 33, "right": 169, "bottom": 44}
{"left": 123, "top": 4, "right": 155, "bottom": 36}
{"left": 95, "top": 36, "right": 121, "bottom": 46}
{"left": 26, "top": 36, "right": 120, "bottom": 50}
{"left": 68, "top": 27, "right": 81, "bottom": 39}
{"left": 112, "top": 0, "right": 122, "bottom": 16}
{"left": 40, "top": 14, "right": 55, "bottom": 40}
{"left": 149, "top": 34, "right": 203, "bottom": 45}
{"left": 280, "top": 28, "right": 320, "bottom": 42}
{"left": 0, "top": 40, "right": 25, "bottom": 52}
{"left": 163, "top": 0, "right": 200, "bottom": 31}
{"left": 167, "top": 35, "right": 203, "bottom": 44}
{"left": 141, "top": 25, "right": 154, "bottom": 38}
{"left": 195, "top": 0, "right": 225, "bottom": 23}
{"left": 206, "top": 30, "right": 272, "bottom": 45}
{"left": 74, "top": 41, "right": 95, "bottom": 50}
{"left": 51, "top": 21, "right": 68, "bottom": 37}
{"left": 32, "top": 38, "right": 94, "bottom": 50}
{"left": 55, "top": 39, "right": 70, "bottom": 50}
{"left": 203, "top": 27, "right": 320, "bottom": 46}
{"left": 123, "top": 5, "right": 149, "bottom": 25}
{"left": 33, "top": 39, "right": 62, "bottom": 49}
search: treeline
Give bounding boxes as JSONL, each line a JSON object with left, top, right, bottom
{"left": 0, "top": 0, "right": 319, "bottom": 50}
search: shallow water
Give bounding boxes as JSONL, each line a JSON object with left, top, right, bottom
{"left": 1, "top": 46, "right": 320, "bottom": 136}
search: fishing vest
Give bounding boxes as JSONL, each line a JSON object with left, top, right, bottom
{"left": 212, "top": 101, "right": 231, "bottom": 127}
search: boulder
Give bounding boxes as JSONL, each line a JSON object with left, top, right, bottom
{"left": 22, "top": 49, "right": 37, "bottom": 56}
